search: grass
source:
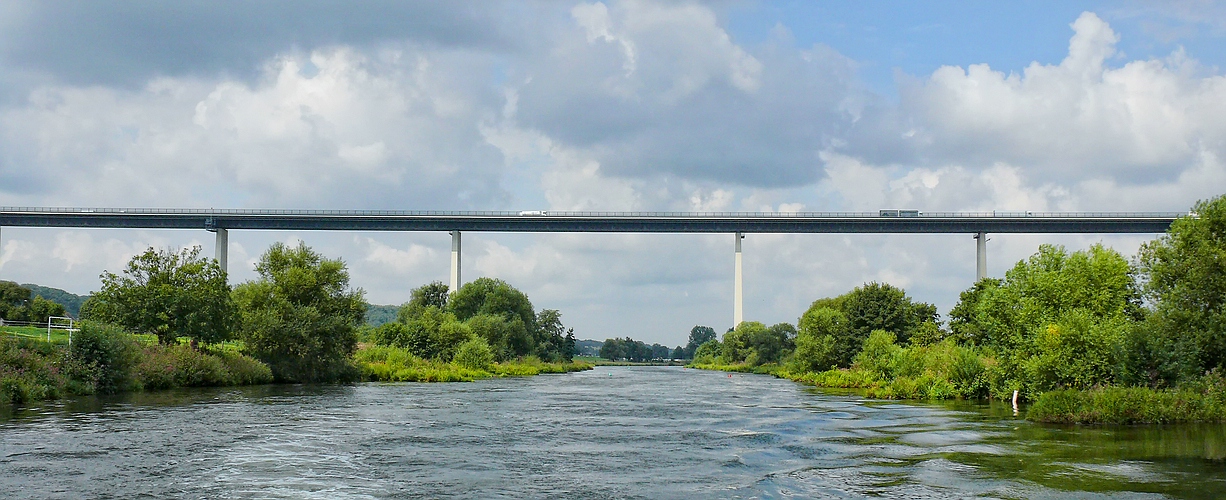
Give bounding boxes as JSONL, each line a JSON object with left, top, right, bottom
{"left": 1, "top": 323, "right": 273, "bottom": 405}
{"left": 691, "top": 358, "right": 1226, "bottom": 425}
{"left": 1028, "top": 375, "right": 1226, "bottom": 424}
{"left": 356, "top": 345, "right": 592, "bottom": 383}
{"left": 2, "top": 325, "right": 74, "bottom": 344}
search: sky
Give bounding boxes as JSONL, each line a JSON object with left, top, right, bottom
{"left": 1, "top": 1, "right": 1224, "bottom": 346}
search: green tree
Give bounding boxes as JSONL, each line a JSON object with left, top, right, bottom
{"left": 671, "top": 345, "right": 685, "bottom": 359}
{"left": 454, "top": 336, "right": 495, "bottom": 370}
{"left": 799, "top": 283, "right": 936, "bottom": 367}
{"left": 948, "top": 278, "right": 1002, "bottom": 345}
{"left": 564, "top": 329, "right": 576, "bottom": 362}
{"left": 792, "top": 306, "right": 844, "bottom": 372}
{"left": 232, "top": 242, "right": 366, "bottom": 382}
{"left": 720, "top": 321, "right": 765, "bottom": 364}
{"left": 535, "top": 309, "right": 571, "bottom": 362}
{"left": 842, "top": 282, "right": 938, "bottom": 347}
{"left": 465, "top": 313, "right": 521, "bottom": 361}
{"left": 447, "top": 278, "right": 537, "bottom": 357}
{"left": 379, "top": 306, "right": 472, "bottom": 361}
{"left": 0, "top": 281, "right": 32, "bottom": 321}
{"left": 1137, "top": 195, "right": 1226, "bottom": 375}
{"left": 685, "top": 325, "right": 717, "bottom": 358}
{"left": 752, "top": 322, "right": 796, "bottom": 365}
{"left": 956, "top": 243, "right": 1141, "bottom": 397}
{"left": 599, "top": 338, "right": 624, "bottom": 361}
{"left": 692, "top": 339, "right": 721, "bottom": 364}
{"left": 651, "top": 343, "right": 671, "bottom": 360}
{"left": 448, "top": 278, "right": 534, "bottom": 326}
{"left": 83, "top": 246, "right": 234, "bottom": 345}
{"left": 25, "top": 296, "right": 67, "bottom": 324}
{"left": 396, "top": 281, "right": 450, "bottom": 322}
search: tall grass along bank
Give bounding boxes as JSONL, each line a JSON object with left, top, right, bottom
{"left": 356, "top": 345, "right": 591, "bottom": 383}
{"left": 1, "top": 322, "right": 272, "bottom": 405}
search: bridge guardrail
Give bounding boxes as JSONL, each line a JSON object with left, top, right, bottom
{"left": 0, "top": 207, "right": 1191, "bottom": 219}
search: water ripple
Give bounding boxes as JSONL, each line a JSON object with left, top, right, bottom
{"left": 2, "top": 367, "right": 1224, "bottom": 499}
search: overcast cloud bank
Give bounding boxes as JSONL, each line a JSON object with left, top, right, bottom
{"left": 0, "top": 3, "right": 1222, "bottom": 345}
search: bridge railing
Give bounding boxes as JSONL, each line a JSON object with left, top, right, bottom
{"left": 0, "top": 207, "right": 1190, "bottom": 219}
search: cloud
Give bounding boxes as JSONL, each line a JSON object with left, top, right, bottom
{"left": 0, "top": 1, "right": 523, "bottom": 89}
{"left": 0, "top": 4, "right": 1222, "bottom": 346}
{"left": 0, "top": 47, "right": 508, "bottom": 208}
{"left": 512, "top": 0, "right": 886, "bottom": 187}
{"left": 900, "top": 12, "right": 1226, "bottom": 187}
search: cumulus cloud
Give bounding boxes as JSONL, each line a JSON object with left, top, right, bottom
{"left": 901, "top": 12, "right": 1226, "bottom": 187}
{"left": 0, "top": 47, "right": 507, "bottom": 208}
{"left": 512, "top": 0, "right": 883, "bottom": 187}
{"left": 0, "top": 3, "right": 1222, "bottom": 345}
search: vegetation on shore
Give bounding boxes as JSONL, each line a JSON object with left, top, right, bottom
{"left": 1, "top": 322, "right": 271, "bottom": 404}
{"left": 3, "top": 241, "right": 591, "bottom": 406}
{"left": 358, "top": 345, "right": 590, "bottom": 382}
{"left": 1, "top": 280, "right": 69, "bottom": 326}
{"left": 689, "top": 195, "right": 1226, "bottom": 424}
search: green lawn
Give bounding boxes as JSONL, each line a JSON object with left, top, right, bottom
{"left": 1, "top": 325, "right": 75, "bottom": 343}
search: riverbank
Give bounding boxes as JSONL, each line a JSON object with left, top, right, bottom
{"left": 575, "top": 356, "right": 685, "bottom": 367}
{"left": 2, "top": 328, "right": 594, "bottom": 405}
{"left": 357, "top": 345, "right": 592, "bottom": 382}
{"left": 1, "top": 326, "right": 273, "bottom": 404}
{"left": 688, "top": 362, "right": 1226, "bottom": 424}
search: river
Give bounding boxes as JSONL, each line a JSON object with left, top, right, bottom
{"left": 2, "top": 366, "right": 1224, "bottom": 499}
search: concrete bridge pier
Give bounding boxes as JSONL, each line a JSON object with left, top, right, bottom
{"left": 214, "top": 228, "right": 228, "bottom": 277}
{"left": 450, "top": 231, "right": 461, "bottom": 294}
{"left": 975, "top": 231, "right": 987, "bottom": 281}
{"left": 734, "top": 232, "right": 743, "bottom": 328}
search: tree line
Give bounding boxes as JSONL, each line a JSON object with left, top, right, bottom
{"left": 370, "top": 279, "right": 576, "bottom": 369}
{"left": 692, "top": 194, "right": 1226, "bottom": 404}
{"left": 597, "top": 325, "right": 719, "bottom": 362}
{"left": 0, "top": 281, "right": 68, "bottom": 325}
{"left": 77, "top": 240, "right": 579, "bottom": 382}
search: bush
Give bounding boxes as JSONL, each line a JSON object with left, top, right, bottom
{"left": 1017, "top": 312, "right": 1127, "bottom": 397}
{"left": 69, "top": 322, "right": 142, "bottom": 394}
{"left": 852, "top": 330, "right": 902, "bottom": 378}
{"left": 0, "top": 336, "right": 71, "bottom": 403}
{"left": 1028, "top": 374, "right": 1226, "bottom": 424}
{"left": 233, "top": 242, "right": 365, "bottom": 383}
{"left": 453, "top": 337, "right": 494, "bottom": 370}
{"left": 692, "top": 339, "right": 721, "bottom": 365}
{"left": 213, "top": 350, "right": 274, "bottom": 385}
{"left": 135, "top": 344, "right": 224, "bottom": 389}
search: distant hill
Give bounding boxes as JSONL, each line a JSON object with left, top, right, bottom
{"left": 12, "top": 283, "right": 403, "bottom": 325}
{"left": 575, "top": 339, "right": 602, "bottom": 357}
{"left": 365, "top": 304, "right": 399, "bottom": 327}
{"left": 21, "top": 284, "right": 89, "bottom": 318}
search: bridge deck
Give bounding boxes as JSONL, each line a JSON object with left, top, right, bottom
{"left": 0, "top": 208, "right": 1184, "bottom": 233}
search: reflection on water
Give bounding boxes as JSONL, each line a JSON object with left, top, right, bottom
{"left": 2, "top": 367, "right": 1223, "bottom": 499}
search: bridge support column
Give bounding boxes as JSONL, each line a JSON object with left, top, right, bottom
{"left": 975, "top": 232, "right": 986, "bottom": 281}
{"left": 450, "top": 231, "right": 461, "bottom": 294}
{"left": 734, "top": 232, "right": 743, "bottom": 328}
{"left": 215, "top": 228, "right": 228, "bottom": 277}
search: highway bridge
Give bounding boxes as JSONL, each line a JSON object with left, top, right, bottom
{"left": 0, "top": 207, "right": 1184, "bottom": 326}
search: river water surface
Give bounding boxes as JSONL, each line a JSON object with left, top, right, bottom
{"left": 2, "top": 366, "right": 1225, "bottom": 499}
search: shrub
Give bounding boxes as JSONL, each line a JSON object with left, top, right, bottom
{"left": 68, "top": 322, "right": 142, "bottom": 394}
{"left": 453, "top": 337, "right": 494, "bottom": 371}
{"left": 852, "top": 330, "right": 902, "bottom": 378}
{"left": 213, "top": 350, "right": 274, "bottom": 385}
{"left": 1028, "top": 375, "right": 1226, "bottom": 424}
{"left": 1018, "top": 312, "right": 1127, "bottom": 396}
{"left": 692, "top": 339, "right": 721, "bottom": 365}
{"left": 1, "top": 336, "right": 71, "bottom": 403}
{"left": 135, "top": 344, "right": 226, "bottom": 389}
